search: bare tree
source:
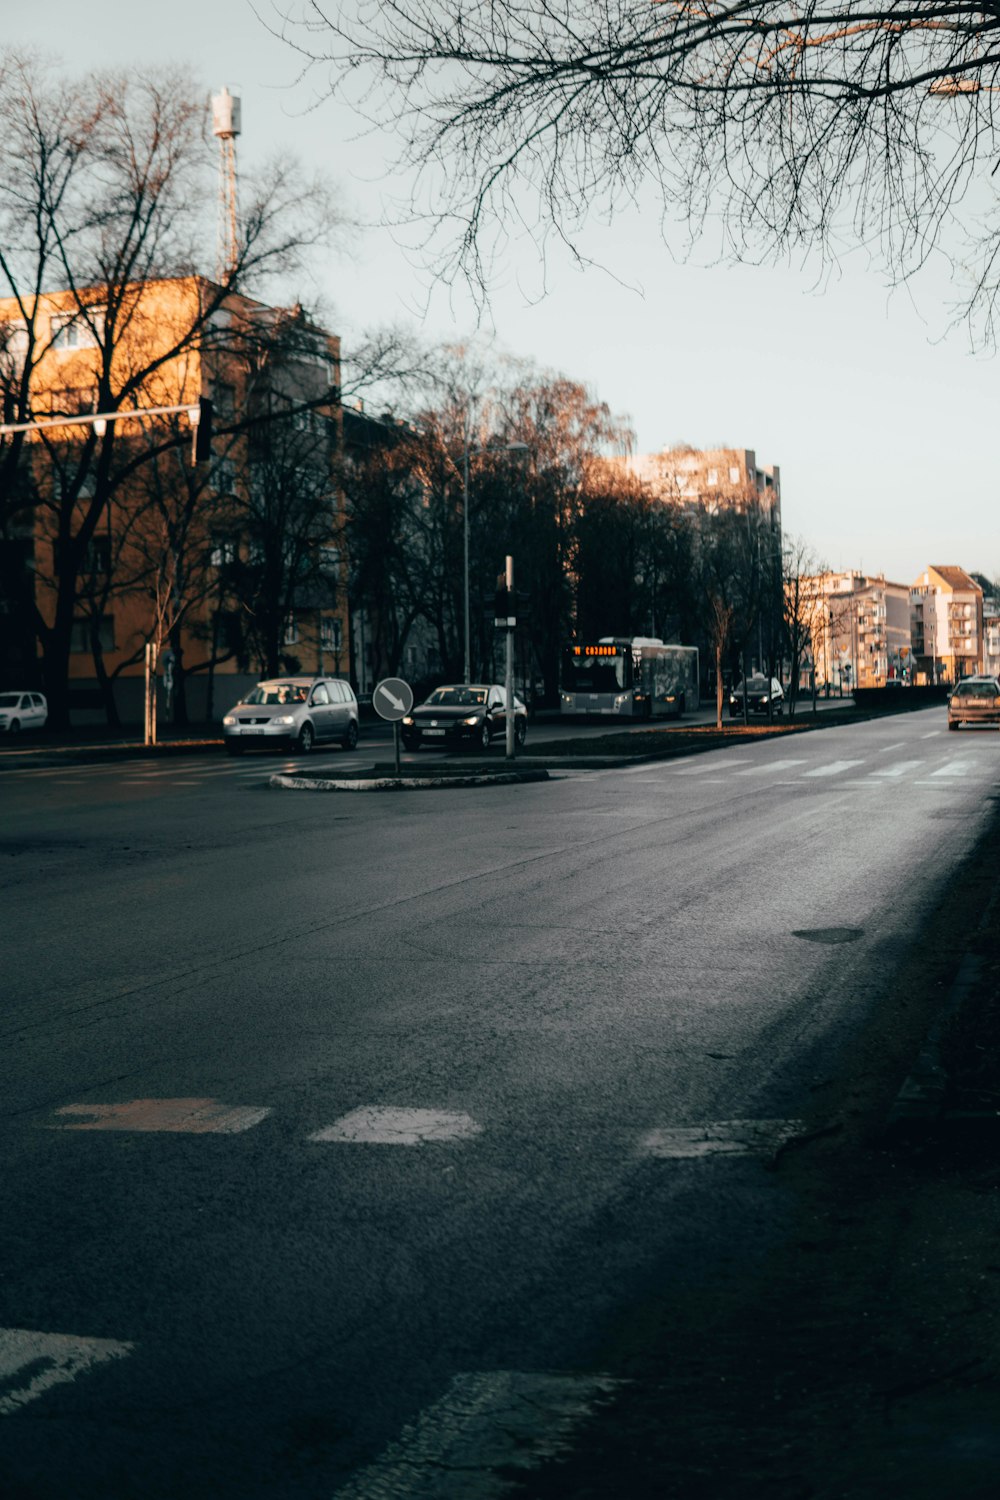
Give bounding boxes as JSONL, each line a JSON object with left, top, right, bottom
{"left": 283, "top": 2, "right": 1000, "bottom": 335}
{"left": 0, "top": 55, "right": 336, "bottom": 725}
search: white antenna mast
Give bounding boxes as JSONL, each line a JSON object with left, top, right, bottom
{"left": 211, "top": 87, "right": 241, "bottom": 283}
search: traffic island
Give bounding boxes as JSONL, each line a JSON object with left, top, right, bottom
{"left": 269, "top": 766, "right": 550, "bottom": 792}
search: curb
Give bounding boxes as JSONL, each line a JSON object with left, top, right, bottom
{"left": 270, "top": 770, "right": 551, "bottom": 792}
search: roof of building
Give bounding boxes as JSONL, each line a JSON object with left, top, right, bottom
{"left": 927, "top": 565, "right": 981, "bottom": 593}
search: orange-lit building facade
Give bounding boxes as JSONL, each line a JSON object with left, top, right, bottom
{"left": 0, "top": 276, "right": 347, "bottom": 723}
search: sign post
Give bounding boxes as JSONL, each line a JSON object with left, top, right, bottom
{"left": 494, "top": 557, "right": 518, "bottom": 760}
{"left": 373, "top": 677, "right": 414, "bottom": 776}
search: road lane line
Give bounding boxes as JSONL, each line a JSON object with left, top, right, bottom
{"left": 921, "top": 731, "right": 942, "bottom": 739}
{"left": 333, "top": 1371, "right": 624, "bottom": 1499}
{"left": 803, "top": 760, "right": 865, "bottom": 779}
{"left": 50, "top": 1098, "right": 270, "bottom": 1133}
{"left": 673, "top": 754, "right": 753, "bottom": 775}
{"left": 310, "top": 1107, "right": 481, "bottom": 1146}
{"left": 639, "top": 1119, "right": 805, "bottom": 1159}
{"left": 0, "top": 1327, "right": 133, "bottom": 1415}
{"left": 876, "top": 742, "right": 908, "bottom": 753}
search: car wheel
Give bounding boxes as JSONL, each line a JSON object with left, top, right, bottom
{"left": 225, "top": 741, "right": 244, "bottom": 756}
{"left": 8, "top": 719, "right": 20, "bottom": 734}
{"left": 678, "top": 693, "right": 686, "bottom": 716}
{"left": 402, "top": 737, "right": 417, "bottom": 752}
{"left": 297, "top": 722, "right": 315, "bottom": 754}
{"left": 515, "top": 718, "right": 527, "bottom": 748}
{"left": 948, "top": 719, "right": 959, "bottom": 731}
{"left": 341, "top": 720, "right": 359, "bottom": 751}
{"left": 479, "top": 721, "right": 491, "bottom": 752}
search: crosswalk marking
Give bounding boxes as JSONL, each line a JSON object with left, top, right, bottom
{"left": 0, "top": 1327, "right": 133, "bottom": 1415}
{"left": 50, "top": 1098, "right": 270, "bottom": 1133}
{"left": 333, "top": 1371, "right": 623, "bottom": 1499}
{"left": 310, "top": 1107, "right": 482, "bottom": 1146}
{"left": 803, "top": 760, "right": 864, "bottom": 778}
{"left": 731, "top": 758, "right": 807, "bottom": 776}
{"left": 639, "top": 1119, "right": 804, "bottom": 1159}
{"left": 929, "top": 759, "right": 976, "bottom": 778}
{"left": 871, "top": 759, "right": 923, "bottom": 778}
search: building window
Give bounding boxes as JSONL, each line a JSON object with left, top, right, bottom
{"left": 283, "top": 615, "right": 299, "bottom": 646}
{"left": 210, "top": 457, "right": 236, "bottom": 495}
{"left": 321, "top": 617, "right": 341, "bottom": 651}
{"left": 210, "top": 537, "right": 237, "bottom": 567}
{"left": 706, "top": 467, "right": 718, "bottom": 485}
{"left": 51, "top": 308, "right": 104, "bottom": 350}
{"left": 728, "top": 466, "right": 740, "bottom": 484}
{"left": 82, "top": 536, "right": 111, "bottom": 575}
{"left": 319, "top": 547, "right": 340, "bottom": 578}
{"left": 70, "top": 614, "right": 115, "bottom": 653}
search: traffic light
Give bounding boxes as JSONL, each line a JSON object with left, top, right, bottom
{"left": 191, "top": 397, "right": 213, "bottom": 465}
{"left": 494, "top": 578, "right": 517, "bottom": 627}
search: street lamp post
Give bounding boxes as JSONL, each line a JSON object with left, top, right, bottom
{"left": 461, "top": 429, "right": 528, "bottom": 686}
{"left": 463, "top": 429, "right": 471, "bottom": 684}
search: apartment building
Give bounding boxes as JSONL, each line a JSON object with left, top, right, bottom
{"left": 801, "top": 571, "right": 912, "bottom": 692}
{"left": 910, "top": 566, "right": 983, "bottom": 685}
{"left": 0, "top": 276, "right": 347, "bottom": 724}
{"left": 626, "top": 445, "right": 781, "bottom": 525}
{"left": 983, "top": 592, "right": 1000, "bottom": 679}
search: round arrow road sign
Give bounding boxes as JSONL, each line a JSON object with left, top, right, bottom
{"left": 373, "top": 676, "right": 414, "bottom": 721}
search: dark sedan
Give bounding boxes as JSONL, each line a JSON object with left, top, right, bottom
{"left": 401, "top": 684, "right": 528, "bottom": 752}
{"left": 729, "top": 675, "right": 785, "bottom": 717}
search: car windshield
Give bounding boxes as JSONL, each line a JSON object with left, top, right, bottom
{"left": 955, "top": 681, "right": 998, "bottom": 698}
{"left": 0, "top": 694, "right": 21, "bottom": 707}
{"left": 736, "top": 679, "right": 769, "bottom": 693}
{"left": 244, "top": 683, "right": 309, "bottom": 706}
{"left": 425, "top": 687, "right": 487, "bottom": 707}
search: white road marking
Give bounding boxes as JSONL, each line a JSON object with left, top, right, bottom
{"left": 0, "top": 1327, "right": 133, "bottom": 1415}
{"left": 50, "top": 1098, "right": 270, "bottom": 1133}
{"left": 871, "top": 760, "right": 923, "bottom": 778}
{"left": 673, "top": 754, "right": 753, "bottom": 775}
{"left": 877, "top": 742, "right": 908, "bottom": 753}
{"left": 929, "top": 760, "right": 976, "bottom": 778}
{"left": 921, "top": 731, "right": 942, "bottom": 739}
{"left": 803, "top": 760, "right": 864, "bottom": 778}
{"left": 333, "top": 1371, "right": 623, "bottom": 1499}
{"left": 639, "top": 1119, "right": 805, "bottom": 1159}
{"left": 311, "top": 1107, "right": 482, "bottom": 1146}
{"left": 731, "top": 758, "right": 807, "bottom": 776}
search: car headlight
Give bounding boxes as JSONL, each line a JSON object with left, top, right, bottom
{"left": 463, "top": 715, "right": 482, "bottom": 726}
{"left": 402, "top": 715, "right": 414, "bottom": 726}
{"left": 222, "top": 715, "right": 236, "bottom": 726}
{"left": 761, "top": 695, "right": 769, "bottom": 704}
{"left": 271, "top": 715, "right": 295, "bottom": 726}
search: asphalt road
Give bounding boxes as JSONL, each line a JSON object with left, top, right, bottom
{"left": 1, "top": 708, "right": 997, "bottom": 1497}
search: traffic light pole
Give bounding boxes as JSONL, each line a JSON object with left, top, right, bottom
{"left": 0, "top": 398, "right": 213, "bottom": 467}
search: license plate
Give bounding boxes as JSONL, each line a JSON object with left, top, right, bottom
{"left": 424, "top": 728, "right": 446, "bottom": 736}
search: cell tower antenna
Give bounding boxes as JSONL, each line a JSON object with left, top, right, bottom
{"left": 212, "top": 87, "right": 242, "bottom": 283}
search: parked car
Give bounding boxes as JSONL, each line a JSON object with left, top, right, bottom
{"left": 222, "top": 677, "right": 359, "bottom": 754}
{"left": 947, "top": 675, "right": 1000, "bottom": 731}
{"left": 729, "top": 675, "right": 784, "bottom": 718}
{"left": 401, "top": 683, "right": 527, "bottom": 752}
{"left": 0, "top": 691, "right": 47, "bottom": 734}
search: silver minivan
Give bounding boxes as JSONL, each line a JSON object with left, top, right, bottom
{"left": 222, "top": 677, "right": 359, "bottom": 754}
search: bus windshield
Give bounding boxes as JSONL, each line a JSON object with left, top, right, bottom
{"left": 561, "top": 648, "right": 629, "bottom": 694}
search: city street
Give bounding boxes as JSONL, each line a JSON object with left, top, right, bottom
{"left": 1, "top": 707, "right": 998, "bottom": 1497}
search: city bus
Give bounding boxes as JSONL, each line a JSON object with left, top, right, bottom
{"left": 560, "top": 638, "right": 700, "bottom": 719}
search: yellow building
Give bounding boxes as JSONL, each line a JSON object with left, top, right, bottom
{"left": 0, "top": 275, "right": 347, "bottom": 725}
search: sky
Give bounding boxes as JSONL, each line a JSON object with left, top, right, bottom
{"left": 6, "top": 0, "right": 999, "bottom": 585}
